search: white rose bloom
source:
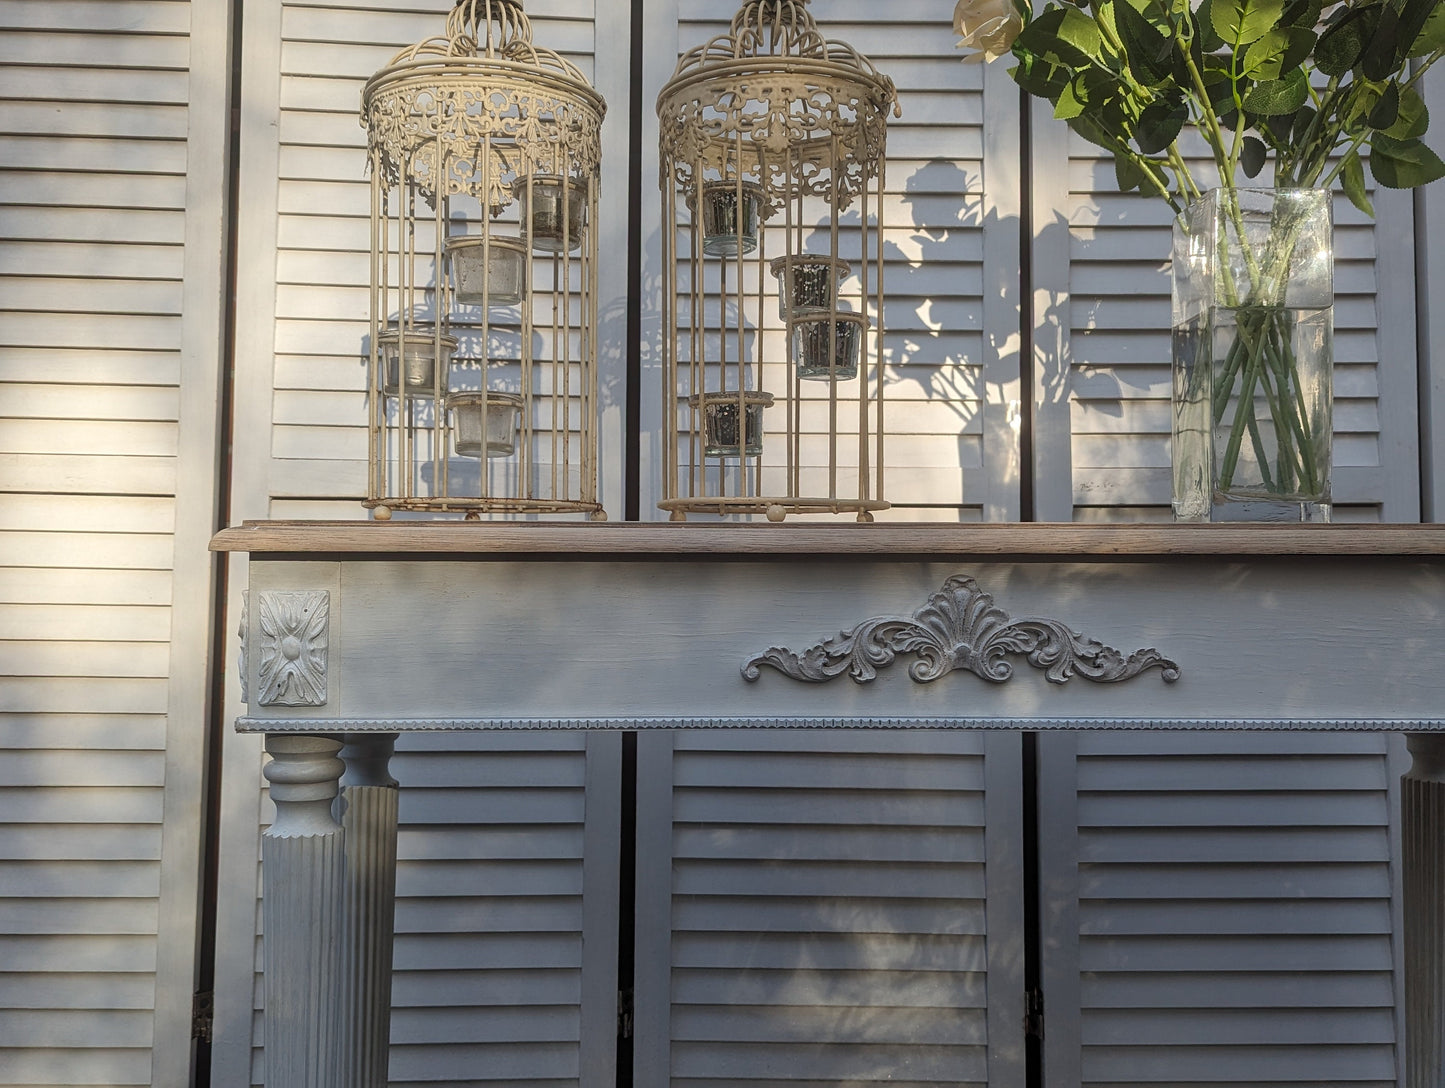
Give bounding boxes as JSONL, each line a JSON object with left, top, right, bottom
{"left": 953, "top": 0, "right": 1024, "bottom": 60}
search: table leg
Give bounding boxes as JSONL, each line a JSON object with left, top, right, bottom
{"left": 1404, "top": 733, "right": 1445, "bottom": 1088}
{"left": 339, "top": 733, "right": 400, "bottom": 1088}
{"left": 262, "top": 734, "right": 347, "bottom": 1088}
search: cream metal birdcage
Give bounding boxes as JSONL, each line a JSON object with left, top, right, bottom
{"left": 361, "top": 0, "right": 606, "bottom": 519}
{"left": 656, "top": 0, "right": 897, "bottom": 522}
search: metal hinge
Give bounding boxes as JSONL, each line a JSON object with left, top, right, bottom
{"left": 618, "top": 987, "right": 634, "bottom": 1040}
{"left": 1024, "top": 986, "right": 1044, "bottom": 1040}
{"left": 192, "top": 990, "right": 214, "bottom": 1044}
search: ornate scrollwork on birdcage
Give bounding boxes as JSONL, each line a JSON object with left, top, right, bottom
{"left": 360, "top": 0, "right": 607, "bottom": 520}
{"left": 656, "top": 0, "right": 898, "bottom": 522}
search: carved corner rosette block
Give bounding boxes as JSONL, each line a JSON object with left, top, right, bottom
{"left": 742, "top": 575, "right": 1180, "bottom": 687}
{"left": 256, "top": 590, "right": 331, "bottom": 707}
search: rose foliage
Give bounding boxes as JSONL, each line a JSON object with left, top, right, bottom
{"left": 954, "top": 0, "right": 1445, "bottom": 213}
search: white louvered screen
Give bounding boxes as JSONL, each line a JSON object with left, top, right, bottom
{"left": 241, "top": 732, "right": 621, "bottom": 1087}
{"left": 1032, "top": 119, "right": 1421, "bottom": 522}
{"left": 642, "top": 0, "right": 1016, "bottom": 522}
{"left": 633, "top": 729, "right": 1024, "bottom": 1088}
{"left": 0, "top": 0, "right": 227, "bottom": 1083}
{"left": 1038, "top": 731, "right": 1404, "bottom": 1088}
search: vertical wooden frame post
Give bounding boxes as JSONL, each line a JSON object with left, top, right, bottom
{"left": 1404, "top": 733, "right": 1445, "bottom": 1088}
{"left": 339, "top": 733, "right": 401, "bottom": 1088}
{"left": 262, "top": 734, "right": 348, "bottom": 1088}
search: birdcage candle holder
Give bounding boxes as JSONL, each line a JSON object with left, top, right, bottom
{"left": 379, "top": 326, "right": 456, "bottom": 396}
{"left": 449, "top": 391, "right": 523, "bottom": 458}
{"left": 771, "top": 255, "right": 850, "bottom": 321}
{"left": 792, "top": 312, "right": 866, "bottom": 380}
{"left": 693, "top": 391, "right": 774, "bottom": 457}
{"left": 656, "top": 0, "right": 897, "bottom": 522}
{"left": 361, "top": 0, "right": 606, "bottom": 519}
{"left": 445, "top": 236, "right": 526, "bottom": 306}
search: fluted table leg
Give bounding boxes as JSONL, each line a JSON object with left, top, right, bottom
{"left": 1405, "top": 733, "right": 1445, "bottom": 1088}
{"left": 262, "top": 734, "right": 347, "bottom": 1088}
{"left": 339, "top": 733, "right": 400, "bottom": 1088}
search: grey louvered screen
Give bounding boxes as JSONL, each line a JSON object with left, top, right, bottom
{"left": 634, "top": 729, "right": 1025, "bottom": 1088}
{"left": 1038, "top": 731, "right": 1404, "bottom": 1088}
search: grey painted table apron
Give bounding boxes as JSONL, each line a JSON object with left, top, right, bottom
{"left": 213, "top": 521, "right": 1445, "bottom": 1088}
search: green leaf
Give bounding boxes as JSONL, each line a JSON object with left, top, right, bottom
{"left": 1242, "top": 26, "right": 1290, "bottom": 76}
{"left": 1055, "top": 76, "right": 1089, "bottom": 118}
{"left": 1278, "top": 0, "right": 1322, "bottom": 29}
{"left": 1316, "top": 4, "right": 1380, "bottom": 74}
{"left": 1068, "top": 112, "right": 1125, "bottom": 152}
{"left": 1386, "top": 84, "right": 1430, "bottom": 139}
{"left": 1014, "top": 7, "right": 1093, "bottom": 65}
{"left": 1367, "top": 81, "right": 1400, "bottom": 129}
{"left": 1242, "top": 67, "right": 1309, "bottom": 113}
{"left": 1369, "top": 132, "right": 1445, "bottom": 188}
{"left": 1114, "top": 150, "right": 1147, "bottom": 191}
{"left": 1116, "top": 0, "right": 1176, "bottom": 83}
{"left": 1136, "top": 96, "right": 1189, "bottom": 151}
{"left": 1411, "top": 0, "right": 1445, "bottom": 56}
{"left": 1056, "top": 6, "right": 1107, "bottom": 55}
{"left": 1362, "top": 3, "right": 1401, "bottom": 79}
{"left": 1009, "top": 54, "right": 1072, "bottom": 99}
{"left": 1211, "top": 0, "right": 1285, "bottom": 44}
{"left": 1395, "top": 0, "right": 1441, "bottom": 62}
{"left": 1241, "top": 134, "right": 1269, "bottom": 175}
{"left": 1290, "top": 103, "right": 1318, "bottom": 142}
{"left": 1341, "top": 149, "right": 1374, "bottom": 216}
{"left": 1194, "top": 0, "right": 1227, "bottom": 48}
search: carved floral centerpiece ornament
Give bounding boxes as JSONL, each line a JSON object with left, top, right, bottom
{"left": 360, "top": 0, "right": 606, "bottom": 519}
{"left": 657, "top": 0, "right": 899, "bottom": 522}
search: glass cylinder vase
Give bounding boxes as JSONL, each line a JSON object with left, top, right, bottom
{"left": 1171, "top": 188, "right": 1333, "bottom": 522}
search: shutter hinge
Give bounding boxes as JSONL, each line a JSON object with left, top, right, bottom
{"left": 1024, "top": 986, "right": 1044, "bottom": 1040}
{"left": 191, "top": 990, "right": 215, "bottom": 1043}
{"left": 618, "top": 987, "right": 634, "bottom": 1040}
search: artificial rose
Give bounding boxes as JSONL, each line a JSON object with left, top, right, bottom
{"left": 952, "top": 0, "right": 1023, "bottom": 61}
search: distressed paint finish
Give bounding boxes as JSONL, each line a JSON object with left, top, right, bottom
{"left": 234, "top": 554, "right": 1445, "bottom": 726}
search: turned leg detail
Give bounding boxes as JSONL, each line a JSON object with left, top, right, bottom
{"left": 262, "top": 734, "right": 348, "bottom": 1088}
{"left": 338, "top": 733, "right": 400, "bottom": 1088}
{"left": 1404, "top": 733, "right": 1445, "bottom": 1088}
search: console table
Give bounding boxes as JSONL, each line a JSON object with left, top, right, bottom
{"left": 212, "top": 521, "right": 1445, "bottom": 1088}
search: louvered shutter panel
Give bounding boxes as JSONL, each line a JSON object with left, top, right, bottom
{"left": 1038, "top": 731, "right": 1403, "bottom": 1088}
{"left": 1030, "top": 116, "right": 1422, "bottom": 521}
{"left": 0, "top": 0, "right": 227, "bottom": 1083}
{"left": 634, "top": 729, "right": 1025, "bottom": 1088}
{"left": 640, "top": 0, "right": 1020, "bottom": 521}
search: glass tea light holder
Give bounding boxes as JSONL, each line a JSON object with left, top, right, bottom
{"left": 518, "top": 175, "right": 586, "bottom": 253}
{"left": 446, "top": 235, "right": 526, "bottom": 305}
{"left": 698, "top": 181, "right": 764, "bottom": 258}
{"left": 379, "top": 327, "right": 457, "bottom": 395}
{"left": 770, "top": 255, "right": 851, "bottom": 321}
{"left": 448, "top": 390, "right": 524, "bottom": 458}
{"left": 792, "top": 312, "right": 866, "bottom": 380}
{"left": 692, "top": 390, "right": 773, "bottom": 457}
